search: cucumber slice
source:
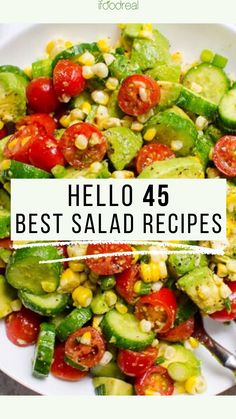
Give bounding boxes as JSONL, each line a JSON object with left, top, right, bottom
{"left": 32, "top": 323, "right": 56, "bottom": 378}
{"left": 143, "top": 108, "right": 197, "bottom": 156}
{"left": 218, "top": 88, "right": 236, "bottom": 129}
{"left": 93, "top": 377, "right": 133, "bottom": 395}
{"left": 91, "top": 361, "right": 125, "bottom": 380}
{"left": 105, "top": 127, "right": 142, "bottom": 170}
{"left": 0, "top": 208, "right": 10, "bottom": 239}
{"left": 101, "top": 310, "right": 154, "bottom": 350}
{"left": 2, "top": 160, "right": 52, "bottom": 179}
{"left": 56, "top": 307, "right": 92, "bottom": 341}
{"left": 183, "top": 63, "right": 229, "bottom": 105}
{"left": 158, "top": 81, "right": 182, "bottom": 109}
{"left": 32, "top": 58, "right": 52, "bottom": 78}
{"left": 0, "top": 65, "right": 30, "bottom": 84}
{"left": 52, "top": 42, "right": 101, "bottom": 68}
{"left": 18, "top": 290, "right": 70, "bottom": 316}
{"left": 168, "top": 362, "right": 193, "bottom": 382}
{"left": 138, "top": 157, "right": 204, "bottom": 179}
{"left": 6, "top": 246, "right": 62, "bottom": 295}
{"left": 177, "top": 86, "right": 217, "bottom": 120}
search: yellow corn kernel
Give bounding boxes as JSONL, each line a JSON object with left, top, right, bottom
{"left": 68, "top": 261, "right": 86, "bottom": 273}
{"left": 105, "top": 77, "right": 119, "bottom": 90}
{"left": 134, "top": 280, "right": 142, "bottom": 294}
{"left": 81, "top": 102, "right": 92, "bottom": 115}
{"left": 67, "top": 244, "right": 87, "bottom": 258}
{"left": 24, "top": 67, "right": 32, "bottom": 78}
{"left": 174, "top": 383, "right": 186, "bottom": 395}
{"left": 89, "top": 271, "right": 100, "bottom": 284}
{"left": 217, "top": 263, "right": 228, "bottom": 278}
{"left": 131, "top": 246, "right": 139, "bottom": 264}
{"left": 111, "top": 170, "right": 134, "bottom": 179}
{"left": 46, "top": 39, "right": 73, "bottom": 58}
{"left": 92, "top": 315, "right": 103, "bottom": 330}
{"left": 0, "top": 121, "right": 4, "bottom": 130}
{"left": 227, "top": 259, "right": 236, "bottom": 274}
{"left": 185, "top": 376, "right": 207, "bottom": 394}
{"left": 115, "top": 302, "right": 128, "bottom": 314}
{"left": 142, "top": 23, "right": 153, "bottom": 32}
{"left": 0, "top": 160, "right": 10, "bottom": 171}
{"left": 188, "top": 337, "right": 199, "bottom": 349}
{"left": 72, "top": 286, "right": 93, "bottom": 308}
{"left": 59, "top": 115, "right": 71, "bottom": 128}
{"left": 83, "top": 280, "right": 97, "bottom": 291}
{"left": 80, "top": 331, "right": 91, "bottom": 345}
{"left": 131, "top": 121, "right": 144, "bottom": 132}
{"left": 145, "top": 389, "right": 159, "bottom": 396}
{"left": 139, "top": 30, "right": 154, "bottom": 40}
{"left": 70, "top": 108, "right": 85, "bottom": 121}
{"left": 139, "top": 262, "right": 167, "bottom": 283}
{"left": 105, "top": 291, "right": 117, "bottom": 307}
{"left": 41, "top": 281, "right": 56, "bottom": 293}
{"left": 59, "top": 268, "right": 86, "bottom": 292}
{"left": 97, "top": 39, "right": 111, "bottom": 53}
{"left": 198, "top": 284, "right": 211, "bottom": 300}
{"left": 143, "top": 128, "right": 157, "bottom": 141}
{"left": 46, "top": 40, "right": 56, "bottom": 54}
{"left": 78, "top": 51, "right": 95, "bottom": 66}
{"left": 171, "top": 51, "right": 183, "bottom": 64}
{"left": 10, "top": 299, "right": 22, "bottom": 312}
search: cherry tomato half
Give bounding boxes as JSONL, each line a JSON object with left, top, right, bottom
{"left": 135, "top": 365, "right": 174, "bottom": 396}
{"left": 117, "top": 347, "right": 158, "bottom": 377}
{"left": 4, "top": 124, "right": 46, "bottom": 164}
{"left": 0, "top": 126, "right": 7, "bottom": 140}
{"left": 51, "top": 343, "right": 88, "bottom": 381}
{"left": 136, "top": 143, "right": 175, "bottom": 174}
{"left": 213, "top": 135, "right": 236, "bottom": 177}
{"left": 135, "top": 288, "right": 177, "bottom": 334}
{"left": 161, "top": 317, "right": 195, "bottom": 342}
{"left": 118, "top": 74, "right": 160, "bottom": 116}
{"left": 65, "top": 327, "right": 105, "bottom": 370}
{"left": 86, "top": 243, "right": 133, "bottom": 275}
{"left": 59, "top": 122, "right": 107, "bottom": 169}
{"left": 210, "top": 282, "right": 236, "bottom": 321}
{"left": 5, "top": 308, "right": 41, "bottom": 347}
{"left": 16, "top": 114, "right": 57, "bottom": 135}
{"left": 26, "top": 77, "right": 60, "bottom": 113}
{"left": 115, "top": 264, "right": 140, "bottom": 304}
{"left": 53, "top": 60, "right": 86, "bottom": 99}
{"left": 29, "top": 135, "right": 65, "bottom": 172}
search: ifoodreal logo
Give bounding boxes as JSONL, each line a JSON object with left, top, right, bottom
{"left": 98, "top": 0, "right": 139, "bottom": 10}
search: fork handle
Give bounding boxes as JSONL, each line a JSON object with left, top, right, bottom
{"left": 199, "top": 333, "right": 236, "bottom": 374}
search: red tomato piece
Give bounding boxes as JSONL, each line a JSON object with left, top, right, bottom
{"left": 86, "top": 243, "right": 133, "bottom": 275}
{"left": 53, "top": 60, "right": 86, "bottom": 99}
{"left": 135, "top": 288, "right": 177, "bottom": 334}
{"left": 115, "top": 264, "right": 140, "bottom": 304}
{"left": 4, "top": 124, "right": 46, "bottom": 164}
{"left": 117, "top": 347, "right": 158, "bottom": 377}
{"left": 26, "top": 77, "right": 60, "bottom": 113}
{"left": 65, "top": 327, "right": 105, "bottom": 370}
{"left": 0, "top": 126, "right": 7, "bottom": 140}
{"left": 5, "top": 308, "right": 41, "bottom": 347}
{"left": 0, "top": 238, "right": 13, "bottom": 249}
{"left": 59, "top": 122, "right": 107, "bottom": 169}
{"left": 213, "top": 135, "right": 236, "bottom": 177}
{"left": 118, "top": 74, "right": 160, "bottom": 116}
{"left": 135, "top": 365, "right": 174, "bottom": 396}
{"left": 16, "top": 114, "right": 57, "bottom": 135}
{"left": 161, "top": 317, "right": 195, "bottom": 342}
{"left": 136, "top": 143, "right": 175, "bottom": 174}
{"left": 51, "top": 343, "right": 88, "bottom": 381}
{"left": 29, "top": 135, "right": 65, "bottom": 172}
{"left": 210, "top": 282, "right": 236, "bottom": 321}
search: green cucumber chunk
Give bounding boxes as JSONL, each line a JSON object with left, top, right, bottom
{"left": 32, "top": 323, "right": 56, "bottom": 378}
{"left": 168, "top": 253, "right": 208, "bottom": 278}
{"left": 6, "top": 246, "right": 62, "bottom": 295}
{"left": 183, "top": 63, "right": 229, "bottom": 105}
{"left": 91, "top": 361, "right": 125, "bottom": 380}
{"left": 168, "top": 362, "right": 192, "bottom": 382}
{"left": 56, "top": 307, "right": 92, "bottom": 341}
{"left": 101, "top": 309, "right": 154, "bottom": 350}
{"left": 0, "top": 72, "right": 26, "bottom": 123}
{"left": 177, "top": 86, "right": 218, "bottom": 120}
{"left": 32, "top": 58, "right": 52, "bottom": 78}
{"left": 0, "top": 208, "right": 10, "bottom": 238}
{"left": 2, "top": 160, "right": 52, "bottom": 179}
{"left": 93, "top": 377, "right": 133, "bottom": 395}
{"left": 0, "top": 275, "right": 17, "bottom": 319}
{"left": 138, "top": 157, "right": 204, "bottom": 179}
{"left": 91, "top": 293, "right": 110, "bottom": 315}
{"left": 18, "top": 290, "right": 70, "bottom": 316}
{"left": 52, "top": 42, "right": 102, "bottom": 68}
{"left": 143, "top": 107, "right": 197, "bottom": 156}
{"left": 105, "top": 127, "right": 142, "bottom": 170}
{"left": 218, "top": 88, "right": 236, "bottom": 129}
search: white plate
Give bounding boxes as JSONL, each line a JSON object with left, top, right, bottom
{"left": 0, "top": 23, "right": 236, "bottom": 396}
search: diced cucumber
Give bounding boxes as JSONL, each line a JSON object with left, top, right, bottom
{"left": 218, "top": 87, "right": 236, "bottom": 129}
{"left": 105, "top": 127, "right": 142, "bottom": 170}
{"left": 143, "top": 108, "right": 197, "bottom": 156}
{"left": 18, "top": 290, "right": 70, "bottom": 316}
{"left": 56, "top": 307, "right": 92, "bottom": 341}
{"left": 0, "top": 208, "right": 10, "bottom": 239}
{"left": 101, "top": 309, "right": 154, "bottom": 350}
{"left": 91, "top": 293, "right": 110, "bottom": 315}
{"left": 177, "top": 86, "right": 218, "bottom": 120}
{"left": 0, "top": 275, "right": 17, "bottom": 319}
{"left": 2, "top": 160, "right": 52, "bottom": 179}
{"left": 138, "top": 157, "right": 204, "bottom": 179}
{"left": 212, "top": 54, "right": 228, "bottom": 69}
{"left": 93, "top": 377, "right": 133, "bottom": 395}
{"left": 183, "top": 63, "right": 229, "bottom": 105}
{"left": 52, "top": 42, "right": 102, "bottom": 68}
{"left": 161, "top": 344, "right": 201, "bottom": 382}
{"left": 91, "top": 361, "right": 125, "bottom": 380}
{"left": 6, "top": 246, "right": 62, "bottom": 295}
{"left": 32, "top": 58, "right": 52, "bottom": 78}
{"left": 32, "top": 323, "right": 56, "bottom": 378}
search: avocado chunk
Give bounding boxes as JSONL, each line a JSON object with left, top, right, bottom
{"left": 138, "top": 157, "right": 204, "bottom": 179}
{"left": 104, "top": 127, "right": 142, "bottom": 170}
{"left": 131, "top": 30, "right": 170, "bottom": 70}
{"left": 147, "top": 62, "right": 181, "bottom": 83}
{"left": 91, "top": 361, "right": 125, "bottom": 380}
{"left": 0, "top": 72, "right": 26, "bottom": 123}
{"left": 177, "top": 266, "right": 232, "bottom": 314}
{"left": 161, "top": 344, "right": 201, "bottom": 382}
{"left": 52, "top": 161, "right": 111, "bottom": 179}
{"left": 157, "top": 81, "right": 182, "bottom": 109}
{"left": 110, "top": 55, "right": 141, "bottom": 81}
{"left": 93, "top": 377, "right": 133, "bottom": 395}
{"left": 168, "top": 254, "right": 208, "bottom": 278}
{"left": 143, "top": 107, "right": 198, "bottom": 156}
{"left": 0, "top": 275, "right": 18, "bottom": 318}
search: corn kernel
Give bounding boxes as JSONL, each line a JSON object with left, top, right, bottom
{"left": 171, "top": 140, "right": 183, "bottom": 151}
{"left": 102, "top": 117, "right": 121, "bottom": 129}
{"left": 97, "top": 38, "right": 111, "bottom": 53}
{"left": 46, "top": 39, "right": 73, "bottom": 58}
{"left": 188, "top": 337, "right": 199, "bottom": 349}
{"left": 59, "top": 269, "right": 87, "bottom": 292}
{"left": 70, "top": 108, "right": 85, "bottom": 121}
{"left": 144, "top": 128, "right": 157, "bottom": 141}
{"left": 68, "top": 261, "right": 86, "bottom": 273}
{"left": 82, "top": 66, "right": 95, "bottom": 79}
{"left": 111, "top": 170, "right": 134, "bottom": 179}
{"left": 91, "top": 90, "right": 109, "bottom": 105}
{"left": 41, "top": 281, "right": 56, "bottom": 293}
{"left": 78, "top": 51, "right": 95, "bottom": 66}
{"left": 185, "top": 376, "right": 207, "bottom": 394}
{"left": 217, "top": 263, "right": 228, "bottom": 278}
{"left": 142, "top": 23, "right": 153, "bottom": 32}
{"left": 24, "top": 67, "right": 32, "bottom": 78}
{"left": 72, "top": 286, "right": 92, "bottom": 307}
{"left": 198, "top": 285, "right": 211, "bottom": 300}
{"left": 89, "top": 271, "right": 100, "bottom": 283}
{"left": 140, "top": 319, "right": 152, "bottom": 333}
{"left": 195, "top": 116, "right": 209, "bottom": 130}
{"left": 0, "top": 121, "right": 4, "bottom": 130}
{"left": 227, "top": 259, "right": 236, "bottom": 273}
{"left": 106, "top": 77, "right": 119, "bottom": 90}
{"left": 164, "top": 346, "right": 176, "bottom": 360}
{"left": 90, "top": 162, "right": 103, "bottom": 173}
{"left": 59, "top": 114, "right": 71, "bottom": 128}
{"left": 92, "top": 315, "right": 103, "bottom": 330}
{"left": 0, "top": 160, "right": 11, "bottom": 171}
{"left": 115, "top": 302, "right": 128, "bottom": 314}
{"left": 10, "top": 299, "right": 22, "bottom": 312}
{"left": 134, "top": 281, "right": 142, "bottom": 294}
{"left": 103, "top": 53, "right": 115, "bottom": 66}
{"left": 105, "top": 291, "right": 117, "bottom": 307}
{"left": 219, "top": 283, "right": 231, "bottom": 299}
{"left": 80, "top": 331, "right": 91, "bottom": 345}
{"left": 99, "top": 351, "right": 113, "bottom": 366}
{"left": 75, "top": 134, "right": 88, "bottom": 150}
{"left": 93, "top": 63, "right": 109, "bottom": 79}
{"left": 96, "top": 105, "right": 109, "bottom": 118}
{"left": 171, "top": 51, "right": 183, "bottom": 64}
{"left": 137, "top": 109, "right": 154, "bottom": 123}
{"left": 139, "top": 30, "right": 154, "bottom": 40}
{"left": 67, "top": 244, "right": 87, "bottom": 258}
{"left": 131, "top": 121, "right": 144, "bottom": 132}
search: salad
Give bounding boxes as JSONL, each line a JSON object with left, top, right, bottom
{"left": 0, "top": 23, "right": 236, "bottom": 396}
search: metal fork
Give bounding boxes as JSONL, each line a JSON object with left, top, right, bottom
{"left": 193, "top": 314, "right": 236, "bottom": 376}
